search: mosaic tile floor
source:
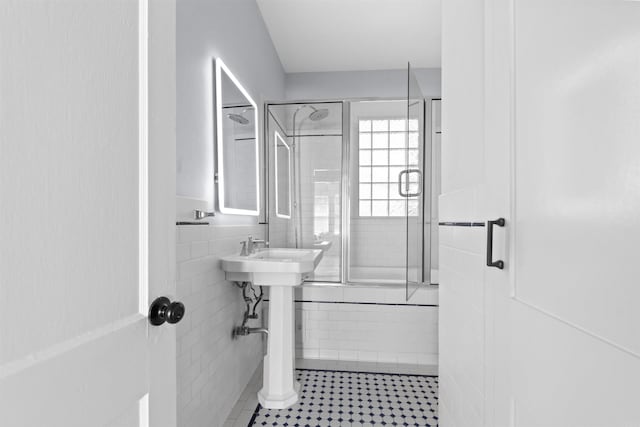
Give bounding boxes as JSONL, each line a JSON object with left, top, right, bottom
{"left": 248, "top": 369, "right": 438, "bottom": 427}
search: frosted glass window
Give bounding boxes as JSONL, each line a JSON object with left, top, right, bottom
{"left": 389, "top": 184, "right": 404, "bottom": 199}
{"left": 390, "top": 132, "right": 405, "bottom": 149}
{"left": 371, "top": 150, "right": 388, "bottom": 165}
{"left": 389, "top": 119, "right": 406, "bottom": 131}
{"left": 357, "top": 119, "right": 420, "bottom": 217}
{"left": 408, "top": 181, "right": 420, "bottom": 194}
{"left": 372, "top": 120, "right": 389, "bottom": 131}
{"left": 372, "top": 200, "right": 388, "bottom": 216}
{"left": 408, "top": 132, "right": 419, "bottom": 148}
{"left": 372, "top": 133, "right": 387, "bottom": 149}
{"left": 359, "top": 167, "right": 372, "bottom": 182}
{"left": 389, "top": 166, "right": 404, "bottom": 181}
{"left": 360, "top": 132, "right": 372, "bottom": 148}
{"left": 389, "top": 150, "right": 406, "bottom": 165}
{"left": 372, "top": 183, "right": 388, "bottom": 199}
{"left": 359, "top": 201, "right": 372, "bottom": 216}
{"left": 371, "top": 167, "right": 388, "bottom": 182}
{"left": 359, "top": 150, "right": 372, "bottom": 166}
{"left": 408, "top": 149, "right": 419, "bottom": 165}
{"left": 389, "top": 200, "right": 406, "bottom": 216}
{"left": 408, "top": 200, "right": 419, "bottom": 216}
{"left": 359, "top": 183, "right": 371, "bottom": 199}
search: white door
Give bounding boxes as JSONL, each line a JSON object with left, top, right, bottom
{"left": 0, "top": 1, "right": 177, "bottom": 426}
{"left": 496, "top": 0, "right": 640, "bottom": 425}
{"left": 442, "top": 0, "right": 640, "bottom": 426}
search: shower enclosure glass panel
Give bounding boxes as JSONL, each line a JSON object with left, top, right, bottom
{"left": 266, "top": 102, "right": 344, "bottom": 282}
{"left": 348, "top": 100, "right": 412, "bottom": 285}
{"left": 405, "top": 63, "right": 428, "bottom": 299}
{"left": 266, "top": 93, "right": 431, "bottom": 298}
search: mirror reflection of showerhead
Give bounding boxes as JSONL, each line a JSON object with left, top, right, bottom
{"left": 227, "top": 113, "right": 250, "bottom": 125}
{"left": 308, "top": 106, "right": 329, "bottom": 121}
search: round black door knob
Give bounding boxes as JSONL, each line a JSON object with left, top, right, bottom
{"left": 166, "top": 301, "right": 185, "bottom": 324}
{"left": 149, "top": 296, "right": 186, "bottom": 326}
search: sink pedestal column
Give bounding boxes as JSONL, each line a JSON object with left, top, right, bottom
{"left": 258, "top": 285, "right": 299, "bottom": 409}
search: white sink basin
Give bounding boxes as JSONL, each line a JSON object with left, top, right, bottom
{"left": 222, "top": 247, "right": 324, "bottom": 409}
{"left": 221, "top": 248, "right": 323, "bottom": 286}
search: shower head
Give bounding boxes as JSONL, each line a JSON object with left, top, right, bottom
{"left": 227, "top": 113, "right": 250, "bottom": 125}
{"left": 308, "top": 107, "right": 329, "bottom": 121}
{"left": 291, "top": 105, "right": 330, "bottom": 137}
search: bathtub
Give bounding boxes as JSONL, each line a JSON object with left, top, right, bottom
{"left": 279, "top": 278, "right": 440, "bottom": 366}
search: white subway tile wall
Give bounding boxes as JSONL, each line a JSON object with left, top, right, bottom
{"left": 176, "top": 224, "right": 266, "bottom": 427}
{"left": 264, "top": 285, "right": 439, "bottom": 366}
{"left": 438, "top": 189, "right": 486, "bottom": 426}
{"left": 350, "top": 218, "right": 406, "bottom": 268}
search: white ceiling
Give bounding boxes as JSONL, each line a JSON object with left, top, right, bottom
{"left": 256, "top": 0, "right": 441, "bottom": 73}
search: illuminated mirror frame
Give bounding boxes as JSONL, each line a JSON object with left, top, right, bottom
{"left": 274, "top": 131, "right": 291, "bottom": 219}
{"left": 215, "top": 58, "right": 260, "bottom": 216}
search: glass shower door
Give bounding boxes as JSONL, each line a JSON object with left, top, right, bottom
{"left": 404, "top": 63, "right": 427, "bottom": 300}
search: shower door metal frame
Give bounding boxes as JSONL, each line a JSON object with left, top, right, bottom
{"left": 426, "top": 98, "right": 441, "bottom": 286}
{"left": 341, "top": 101, "right": 351, "bottom": 285}
{"left": 264, "top": 97, "right": 437, "bottom": 288}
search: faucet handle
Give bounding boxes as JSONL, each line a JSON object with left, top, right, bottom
{"left": 194, "top": 209, "right": 215, "bottom": 220}
{"left": 239, "top": 241, "right": 248, "bottom": 256}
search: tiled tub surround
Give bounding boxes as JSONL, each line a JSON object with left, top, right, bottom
{"left": 176, "top": 223, "right": 268, "bottom": 427}
{"left": 265, "top": 285, "right": 439, "bottom": 366}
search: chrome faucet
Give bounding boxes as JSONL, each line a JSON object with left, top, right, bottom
{"left": 247, "top": 236, "right": 268, "bottom": 254}
{"left": 194, "top": 209, "right": 215, "bottom": 220}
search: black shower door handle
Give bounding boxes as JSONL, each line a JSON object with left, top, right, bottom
{"left": 486, "top": 218, "right": 505, "bottom": 269}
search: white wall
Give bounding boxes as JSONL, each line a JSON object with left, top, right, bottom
{"left": 285, "top": 68, "right": 441, "bottom": 101}
{"left": 176, "top": 1, "right": 285, "bottom": 426}
{"left": 177, "top": 0, "right": 285, "bottom": 202}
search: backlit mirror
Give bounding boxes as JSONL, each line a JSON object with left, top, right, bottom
{"left": 215, "top": 58, "right": 259, "bottom": 215}
{"left": 274, "top": 131, "right": 291, "bottom": 218}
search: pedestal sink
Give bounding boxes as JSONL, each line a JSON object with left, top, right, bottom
{"left": 221, "top": 248, "right": 323, "bottom": 409}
